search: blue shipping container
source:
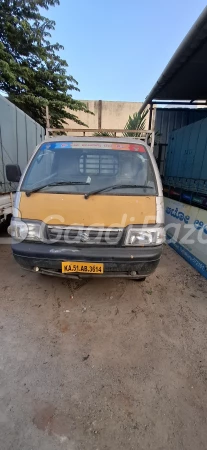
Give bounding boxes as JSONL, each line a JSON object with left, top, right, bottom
{"left": 164, "top": 117, "right": 207, "bottom": 195}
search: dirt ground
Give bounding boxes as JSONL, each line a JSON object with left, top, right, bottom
{"left": 0, "top": 243, "right": 207, "bottom": 450}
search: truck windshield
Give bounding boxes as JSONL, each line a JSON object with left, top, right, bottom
{"left": 21, "top": 141, "right": 158, "bottom": 196}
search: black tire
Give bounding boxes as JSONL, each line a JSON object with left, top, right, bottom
{"left": 0, "top": 214, "right": 12, "bottom": 234}
{"left": 133, "top": 277, "right": 146, "bottom": 282}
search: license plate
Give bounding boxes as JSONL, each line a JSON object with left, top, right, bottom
{"left": 62, "top": 261, "right": 104, "bottom": 274}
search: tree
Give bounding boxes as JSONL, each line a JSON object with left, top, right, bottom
{"left": 123, "top": 110, "right": 148, "bottom": 137}
{"left": 0, "top": 0, "right": 91, "bottom": 128}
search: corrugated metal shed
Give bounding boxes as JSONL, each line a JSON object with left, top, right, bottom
{"left": 154, "top": 107, "right": 207, "bottom": 176}
{"left": 0, "top": 95, "right": 45, "bottom": 193}
{"left": 164, "top": 117, "right": 207, "bottom": 195}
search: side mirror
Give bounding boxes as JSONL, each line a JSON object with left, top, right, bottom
{"left": 6, "top": 164, "right": 21, "bottom": 183}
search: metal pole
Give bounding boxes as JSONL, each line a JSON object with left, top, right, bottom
{"left": 0, "top": 125, "right": 6, "bottom": 192}
{"left": 151, "top": 131, "right": 155, "bottom": 152}
{"left": 148, "top": 104, "right": 153, "bottom": 129}
{"left": 157, "top": 144, "right": 162, "bottom": 170}
{"left": 46, "top": 106, "right": 50, "bottom": 138}
{"left": 152, "top": 101, "right": 207, "bottom": 106}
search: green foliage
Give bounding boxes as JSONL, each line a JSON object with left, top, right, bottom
{"left": 93, "top": 131, "right": 114, "bottom": 137}
{"left": 0, "top": 0, "right": 91, "bottom": 128}
{"left": 123, "top": 109, "right": 148, "bottom": 137}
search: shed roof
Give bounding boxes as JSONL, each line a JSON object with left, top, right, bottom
{"left": 139, "top": 7, "right": 207, "bottom": 113}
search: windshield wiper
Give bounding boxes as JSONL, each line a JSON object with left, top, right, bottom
{"left": 25, "top": 181, "right": 89, "bottom": 197}
{"left": 84, "top": 184, "right": 154, "bottom": 199}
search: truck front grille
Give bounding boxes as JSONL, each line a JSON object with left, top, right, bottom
{"left": 47, "top": 226, "right": 123, "bottom": 246}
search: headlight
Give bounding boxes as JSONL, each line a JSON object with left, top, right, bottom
{"left": 125, "top": 226, "right": 165, "bottom": 246}
{"left": 8, "top": 219, "right": 43, "bottom": 242}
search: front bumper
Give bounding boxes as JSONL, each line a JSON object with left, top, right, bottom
{"left": 12, "top": 242, "right": 163, "bottom": 278}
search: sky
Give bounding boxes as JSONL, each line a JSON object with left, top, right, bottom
{"left": 46, "top": 0, "right": 207, "bottom": 102}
